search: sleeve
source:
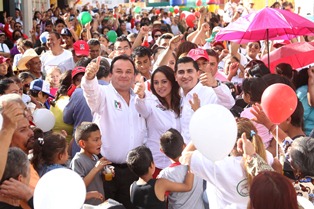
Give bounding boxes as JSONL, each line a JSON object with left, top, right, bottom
{"left": 70, "top": 158, "right": 87, "bottom": 178}
{"left": 246, "top": 154, "right": 274, "bottom": 177}
{"left": 135, "top": 95, "right": 153, "bottom": 118}
{"left": 81, "top": 76, "right": 106, "bottom": 114}
{"left": 213, "top": 83, "right": 235, "bottom": 109}
{"left": 4, "top": 23, "right": 12, "bottom": 40}
{"left": 2, "top": 44, "right": 9, "bottom": 53}
{"left": 202, "top": 87, "right": 218, "bottom": 105}
{"left": 190, "top": 150, "right": 216, "bottom": 184}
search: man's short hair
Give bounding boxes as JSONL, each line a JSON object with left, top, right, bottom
{"left": 175, "top": 56, "right": 199, "bottom": 72}
{"left": 131, "top": 46, "right": 152, "bottom": 60}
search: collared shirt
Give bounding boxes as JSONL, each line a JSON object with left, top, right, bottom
{"left": 135, "top": 94, "right": 180, "bottom": 169}
{"left": 180, "top": 82, "right": 218, "bottom": 143}
{"left": 81, "top": 77, "right": 146, "bottom": 163}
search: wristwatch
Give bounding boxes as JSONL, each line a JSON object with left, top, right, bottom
{"left": 213, "top": 80, "right": 221, "bottom": 88}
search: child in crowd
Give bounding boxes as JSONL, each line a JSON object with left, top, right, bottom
{"left": 31, "top": 132, "right": 68, "bottom": 177}
{"left": 158, "top": 128, "right": 205, "bottom": 209}
{"left": 126, "top": 145, "right": 194, "bottom": 209}
{"left": 70, "top": 122, "right": 111, "bottom": 205}
{"left": 45, "top": 66, "right": 62, "bottom": 97}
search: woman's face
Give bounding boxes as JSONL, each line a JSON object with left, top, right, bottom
{"left": 0, "top": 63, "right": 8, "bottom": 76}
{"left": 4, "top": 83, "right": 20, "bottom": 95}
{"left": 247, "top": 42, "right": 260, "bottom": 59}
{"left": 99, "top": 37, "right": 108, "bottom": 46}
{"left": 152, "top": 71, "right": 172, "bottom": 100}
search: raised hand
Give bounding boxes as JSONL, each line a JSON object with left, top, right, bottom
{"left": 199, "top": 72, "right": 217, "bottom": 87}
{"left": 134, "top": 76, "right": 145, "bottom": 99}
{"left": 85, "top": 56, "right": 101, "bottom": 80}
{"left": 169, "top": 34, "right": 182, "bottom": 50}
{"left": 189, "top": 93, "right": 200, "bottom": 111}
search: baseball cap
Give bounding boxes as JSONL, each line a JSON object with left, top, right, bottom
{"left": 61, "top": 28, "right": 72, "bottom": 37}
{"left": 73, "top": 40, "right": 89, "bottom": 57}
{"left": 30, "top": 79, "right": 55, "bottom": 98}
{"left": 187, "top": 48, "right": 209, "bottom": 61}
{"left": 0, "top": 56, "right": 9, "bottom": 64}
{"left": 72, "top": 66, "right": 86, "bottom": 79}
{"left": 40, "top": 31, "right": 49, "bottom": 44}
{"left": 273, "top": 40, "right": 290, "bottom": 48}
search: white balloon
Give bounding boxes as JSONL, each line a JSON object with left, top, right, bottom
{"left": 189, "top": 104, "right": 237, "bottom": 162}
{"left": 32, "top": 108, "right": 56, "bottom": 132}
{"left": 297, "top": 196, "right": 314, "bottom": 209}
{"left": 0, "top": 113, "right": 3, "bottom": 130}
{"left": 34, "top": 168, "right": 86, "bottom": 209}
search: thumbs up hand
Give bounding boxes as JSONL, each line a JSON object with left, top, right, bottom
{"left": 134, "top": 76, "right": 145, "bottom": 99}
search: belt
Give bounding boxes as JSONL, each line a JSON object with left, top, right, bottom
{"left": 111, "top": 163, "right": 128, "bottom": 168}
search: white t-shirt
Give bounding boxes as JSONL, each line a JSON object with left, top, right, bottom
{"left": 40, "top": 49, "right": 73, "bottom": 76}
{"left": 0, "top": 43, "right": 10, "bottom": 53}
{"left": 191, "top": 151, "right": 249, "bottom": 209}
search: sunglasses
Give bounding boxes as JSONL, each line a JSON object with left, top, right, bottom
{"left": 154, "top": 34, "right": 161, "bottom": 38}
{"left": 213, "top": 47, "right": 223, "bottom": 52}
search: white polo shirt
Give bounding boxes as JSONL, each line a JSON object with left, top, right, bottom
{"left": 135, "top": 94, "right": 180, "bottom": 169}
{"left": 81, "top": 77, "right": 147, "bottom": 164}
{"left": 180, "top": 82, "right": 218, "bottom": 144}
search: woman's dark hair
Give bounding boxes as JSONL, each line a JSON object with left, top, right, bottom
{"left": 151, "top": 66, "right": 181, "bottom": 118}
{"left": 50, "top": 70, "right": 72, "bottom": 107}
{"left": 18, "top": 72, "right": 35, "bottom": 82}
{"left": 31, "top": 133, "right": 67, "bottom": 174}
{"left": 262, "top": 74, "right": 296, "bottom": 90}
{"left": 12, "top": 30, "right": 22, "bottom": 41}
{"left": 293, "top": 67, "right": 309, "bottom": 89}
{"left": 0, "top": 78, "right": 15, "bottom": 95}
{"left": 275, "top": 63, "right": 293, "bottom": 80}
{"left": 242, "top": 77, "right": 268, "bottom": 103}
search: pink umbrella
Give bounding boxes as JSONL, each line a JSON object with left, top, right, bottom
{"left": 261, "top": 42, "right": 314, "bottom": 73}
{"left": 215, "top": 8, "right": 314, "bottom": 43}
{"left": 215, "top": 8, "right": 314, "bottom": 67}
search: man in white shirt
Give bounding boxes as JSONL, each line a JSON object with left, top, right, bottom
{"left": 175, "top": 56, "right": 218, "bottom": 143}
{"left": 81, "top": 55, "right": 146, "bottom": 209}
{"left": 187, "top": 48, "right": 235, "bottom": 110}
{"left": 40, "top": 32, "right": 72, "bottom": 76}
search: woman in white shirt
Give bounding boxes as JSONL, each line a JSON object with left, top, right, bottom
{"left": 134, "top": 65, "right": 181, "bottom": 177}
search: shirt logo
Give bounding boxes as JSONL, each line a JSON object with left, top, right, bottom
{"left": 114, "top": 100, "right": 122, "bottom": 110}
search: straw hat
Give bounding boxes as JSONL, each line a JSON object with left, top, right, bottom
{"left": 17, "top": 49, "right": 39, "bottom": 70}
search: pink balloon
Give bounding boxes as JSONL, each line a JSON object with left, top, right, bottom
{"left": 261, "top": 84, "right": 297, "bottom": 124}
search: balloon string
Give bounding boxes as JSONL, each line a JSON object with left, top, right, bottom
{"left": 276, "top": 125, "right": 279, "bottom": 158}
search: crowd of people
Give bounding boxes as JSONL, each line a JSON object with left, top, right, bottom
{"left": 0, "top": 0, "right": 313, "bottom": 208}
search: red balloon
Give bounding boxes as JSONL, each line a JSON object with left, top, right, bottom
{"left": 196, "top": 0, "right": 202, "bottom": 6}
{"left": 174, "top": 6, "right": 179, "bottom": 14}
{"left": 194, "top": 11, "right": 200, "bottom": 18}
{"left": 180, "top": 12, "right": 186, "bottom": 20}
{"left": 186, "top": 14, "right": 196, "bottom": 28}
{"left": 261, "top": 84, "right": 298, "bottom": 124}
{"left": 156, "top": 9, "right": 160, "bottom": 15}
{"left": 207, "top": 0, "right": 215, "bottom": 4}
{"left": 130, "top": 0, "right": 135, "bottom": 2}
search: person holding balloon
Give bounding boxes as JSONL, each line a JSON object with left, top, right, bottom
{"left": 179, "top": 104, "right": 273, "bottom": 209}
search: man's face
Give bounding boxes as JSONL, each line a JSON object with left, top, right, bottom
{"left": 45, "top": 24, "right": 53, "bottom": 32}
{"left": 207, "top": 55, "right": 218, "bottom": 76}
{"left": 55, "top": 23, "right": 65, "bottom": 34}
{"left": 47, "top": 33, "right": 61, "bottom": 51}
{"left": 11, "top": 117, "right": 34, "bottom": 154}
{"left": 114, "top": 41, "right": 132, "bottom": 57}
{"left": 14, "top": 23, "right": 22, "bottom": 31}
{"left": 111, "top": 59, "right": 135, "bottom": 92}
{"left": 27, "top": 57, "right": 42, "bottom": 73}
{"left": 89, "top": 45, "right": 101, "bottom": 59}
{"left": 134, "top": 55, "right": 151, "bottom": 77}
{"left": 62, "top": 35, "right": 73, "bottom": 47}
{"left": 175, "top": 62, "right": 199, "bottom": 94}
